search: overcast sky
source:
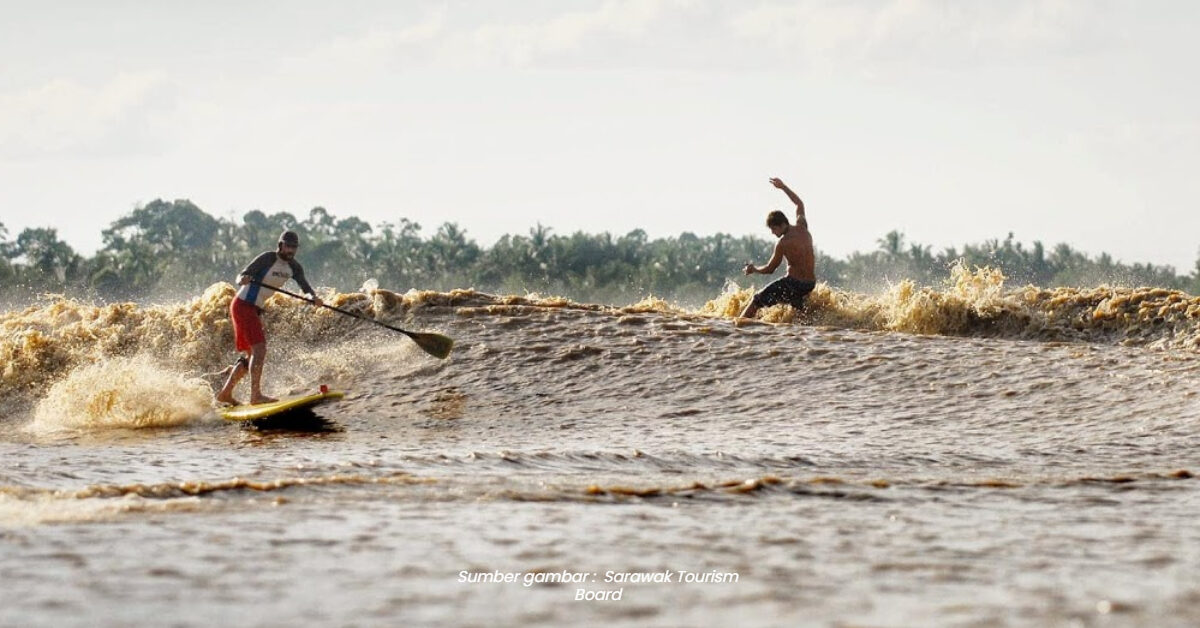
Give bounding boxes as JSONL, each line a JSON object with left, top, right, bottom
{"left": 2, "top": 1, "right": 1198, "bottom": 272}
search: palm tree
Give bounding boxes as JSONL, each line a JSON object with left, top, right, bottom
{"left": 878, "top": 231, "right": 905, "bottom": 258}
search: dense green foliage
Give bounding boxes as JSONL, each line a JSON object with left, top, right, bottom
{"left": 2, "top": 202, "right": 1198, "bottom": 305}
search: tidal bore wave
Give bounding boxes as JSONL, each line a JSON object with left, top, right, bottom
{"left": 3, "top": 264, "right": 1199, "bottom": 430}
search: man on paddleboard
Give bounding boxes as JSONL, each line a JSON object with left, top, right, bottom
{"left": 216, "top": 230, "right": 323, "bottom": 406}
{"left": 739, "top": 177, "right": 816, "bottom": 319}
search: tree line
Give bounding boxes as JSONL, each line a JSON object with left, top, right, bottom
{"left": 2, "top": 200, "right": 1199, "bottom": 305}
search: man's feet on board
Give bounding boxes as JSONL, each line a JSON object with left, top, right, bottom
{"left": 250, "top": 395, "right": 278, "bottom": 405}
{"left": 213, "top": 357, "right": 253, "bottom": 406}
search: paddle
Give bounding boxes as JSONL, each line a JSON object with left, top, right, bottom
{"left": 248, "top": 281, "right": 454, "bottom": 359}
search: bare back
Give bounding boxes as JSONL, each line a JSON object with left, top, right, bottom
{"left": 778, "top": 225, "right": 815, "bottom": 282}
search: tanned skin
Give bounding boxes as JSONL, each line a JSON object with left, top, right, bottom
{"left": 738, "top": 177, "right": 815, "bottom": 318}
{"left": 215, "top": 240, "right": 322, "bottom": 406}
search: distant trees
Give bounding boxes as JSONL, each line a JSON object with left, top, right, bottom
{"left": 0, "top": 222, "right": 12, "bottom": 287}
{"left": 2, "top": 226, "right": 81, "bottom": 292}
{"left": 2, "top": 201, "right": 1199, "bottom": 304}
{"left": 818, "top": 230, "right": 1192, "bottom": 294}
{"left": 1193, "top": 251, "right": 1200, "bottom": 296}
{"left": 92, "top": 199, "right": 221, "bottom": 297}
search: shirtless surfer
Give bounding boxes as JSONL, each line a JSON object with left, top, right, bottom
{"left": 216, "top": 230, "right": 322, "bottom": 406}
{"left": 739, "top": 177, "right": 816, "bottom": 319}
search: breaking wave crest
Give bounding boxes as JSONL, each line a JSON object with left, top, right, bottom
{"left": 4, "top": 265, "right": 1199, "bottom": 426}
{"left": 704, "top": 262, "right": 1200, "bottom": 349}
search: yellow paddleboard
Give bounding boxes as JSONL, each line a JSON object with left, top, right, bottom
{"left": 219, "top": 390, "right": 345, "bottom": 421}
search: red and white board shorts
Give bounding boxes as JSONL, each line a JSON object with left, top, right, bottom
{"left": 230, "top": 298, "right": 265, "bottom": 352}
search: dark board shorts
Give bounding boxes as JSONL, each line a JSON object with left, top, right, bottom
{"left": 752, "top": 277, "right": 816, "bottom": 309}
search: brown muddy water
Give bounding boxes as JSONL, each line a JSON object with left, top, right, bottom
{"left": 3, "top": 268, "right": 1200, "bottom": 627}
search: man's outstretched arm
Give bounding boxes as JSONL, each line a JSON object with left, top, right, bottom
{"left": 770, "top": 177, "right": 805, "bottom": 224}
{"left": 744, "top": 241, "right": 785, "bottom": 275}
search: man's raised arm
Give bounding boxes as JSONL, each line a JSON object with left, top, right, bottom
{"left": 770, "top": 177, "right": 805, "bottom": 225}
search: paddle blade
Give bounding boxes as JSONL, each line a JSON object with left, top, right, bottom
{"left": 407, "top": 331, "right": 454, "bottom": 359}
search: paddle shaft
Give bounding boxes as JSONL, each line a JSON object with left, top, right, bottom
{"left": 248, "top": 281, "right": 420, "bottom": 339}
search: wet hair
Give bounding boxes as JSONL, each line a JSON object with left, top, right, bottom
{"left": 278, "top": 230, "right": 300, "bottom": 246}
{"left": 766, "top": 211, "right": 789, "bottom": 228}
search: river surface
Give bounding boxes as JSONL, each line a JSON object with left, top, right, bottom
{"left": 3, "top": 272, "right": 1200, "bottom": 626}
